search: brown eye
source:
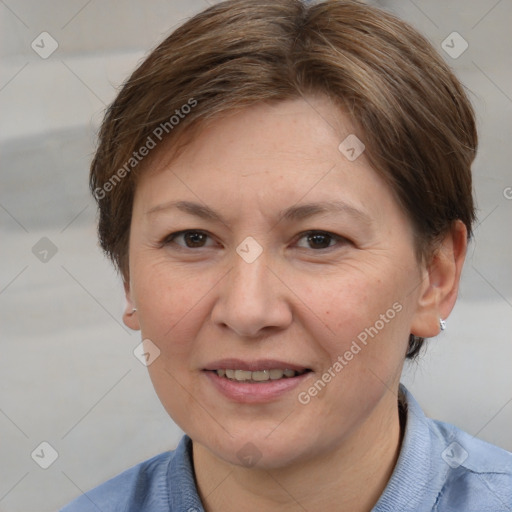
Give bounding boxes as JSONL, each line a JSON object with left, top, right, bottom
{"left": 164, "top": 230, "right": 213, "bottom": 249}
{"left": 307, "top": 232, "right": 333, "bottom": 249}
{"left": 183, "top": 231, "right": 208, "bottom": 248}
{"left": 295, "top": 231, "right": 346, "bottom": 250}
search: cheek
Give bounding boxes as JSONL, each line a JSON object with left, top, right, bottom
{"left": 131, "top": 258, "right": 217, "bottom": 353}
{"left": 301, "top": 269, "right": 387, "bottom": 333}
{"left": 131, "top": 260, "right": 215, "bottom": 427}
{"left": 296, "top": 265, "right": 410, "bottom": 370}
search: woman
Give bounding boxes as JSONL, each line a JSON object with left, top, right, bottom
{"left": 62, "top": 0, "right": 512, "bottom": 510}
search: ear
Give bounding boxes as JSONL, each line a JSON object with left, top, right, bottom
{"left": 123, "top": 277, "right": 140, "bottom": 331}
{"left": 410, "top": 220, "right": 467, "bottom": 337}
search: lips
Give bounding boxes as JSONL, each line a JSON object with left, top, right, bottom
{"left": 202, "top": 359, "right": 312, "bottom": 403}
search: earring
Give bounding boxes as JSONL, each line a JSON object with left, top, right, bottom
{"left": 129, "top": 308, "right": 137, "bottom": 315}
{"left": 440, "top": 318, "right": 446, "bottom": 331}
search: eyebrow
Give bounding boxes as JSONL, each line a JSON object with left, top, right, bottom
{"left": 146, "top": 199, "right": 372, "bottom": 226}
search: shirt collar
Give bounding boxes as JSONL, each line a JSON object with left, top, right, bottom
{"left": 372, "top": 383, "right": 448, "bottom": 511}
{"left": 168, "top": 434, "right": 204, "bottom": 511}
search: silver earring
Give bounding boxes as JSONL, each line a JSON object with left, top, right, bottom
{"left": 130, "top": 308, "right": 137, "bottom": 315}
{"left": 440, "top": 318, "right": 446, "bottom": 331}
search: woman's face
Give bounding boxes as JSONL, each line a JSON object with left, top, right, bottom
{"left": 125, "top": 97, "right": 429, "bottom": 469}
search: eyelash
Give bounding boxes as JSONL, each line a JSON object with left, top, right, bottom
{"left": 161, "top": 230, "right": 349, "bottom": 251}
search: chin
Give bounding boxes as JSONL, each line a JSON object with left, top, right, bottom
{"left": 191, "top": 418, "right": 324, "bottom": 470}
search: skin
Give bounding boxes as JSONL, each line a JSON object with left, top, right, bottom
{"left": 123, "top": 96, "right": 467, "bottom": 511}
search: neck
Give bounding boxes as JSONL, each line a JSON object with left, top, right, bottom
{"left": 192, "top": 393, "right": 403, "bottom": 512}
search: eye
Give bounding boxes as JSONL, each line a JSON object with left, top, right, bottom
{"left": 295, "top": 230, "right": 347, "bottom": 250}
{"left": 162, "top": 230, "right": 347, "bottom": 251}
{"left": 163, "top": 230, "right": 215, "bottom": 249}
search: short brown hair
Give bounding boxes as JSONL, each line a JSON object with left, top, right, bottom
{"left": 90, "top": 0, "right": 477, "bottom": 358}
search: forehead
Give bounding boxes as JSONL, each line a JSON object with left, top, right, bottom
{"left": 133, "top": 97, "right": 403, "bottom": 228}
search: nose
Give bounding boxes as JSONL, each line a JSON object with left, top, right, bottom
{"left": 211, "top": 251, "right": 293, "bottom": 338}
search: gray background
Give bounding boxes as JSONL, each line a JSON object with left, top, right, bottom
{"left": 1, "top": 1, "right": 511, "bottom": 511}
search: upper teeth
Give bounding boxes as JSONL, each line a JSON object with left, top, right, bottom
{"left": 216, "top": 369, "right": 303, "bottom": 381}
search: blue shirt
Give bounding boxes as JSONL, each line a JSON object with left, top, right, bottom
{"left": 61, "top": 385, "right": 512, "bottom": 511}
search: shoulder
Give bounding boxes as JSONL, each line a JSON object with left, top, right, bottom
{"left": 377, "top": 386, "right": 512, "bottom": 512}
{"left": 60, "top": 451, "right": 173, "bottom": 512}
{"left": 428, "top": 418, "right": 512, "bottom": 511}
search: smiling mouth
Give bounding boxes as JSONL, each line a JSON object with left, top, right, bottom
{"left": 210, "top": 368, "right": 311, "bottom": 382}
